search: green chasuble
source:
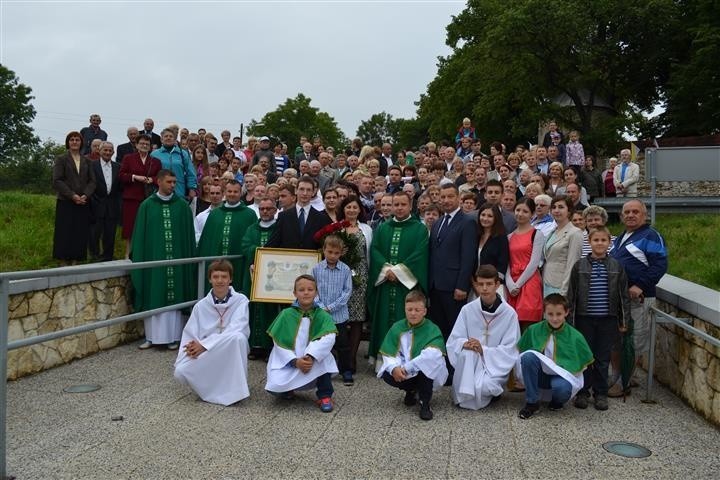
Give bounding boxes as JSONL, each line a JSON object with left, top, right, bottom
{"left": 130, "top": 194, "right": 196, "bottom": 312}
{"left": 197, "top": 203, "right": 257, "bottom": 294}
{"left": 267, "top": 306, "right": 338, "bottom": 350}
{"left": 379, "top": 317, "right": 446, "bottom": 359}
{"left": 517, "top": 320, "right": 594, "bottom": 374}
{"left": 368, "top": 217, "right": 429, "bottom": 358}
{"left": 239, "top": 220, "right": 280, "bottom": 349}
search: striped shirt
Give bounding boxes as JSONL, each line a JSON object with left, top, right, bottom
{"left": 312, "top": 259, "right": 353, "bottom": 324}
{"left": 586, "top": 257, "right": 609, "bottom": 316}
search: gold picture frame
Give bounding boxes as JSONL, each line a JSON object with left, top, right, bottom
{"left": 250, "top": 247, "right": 321, "bottom": 303}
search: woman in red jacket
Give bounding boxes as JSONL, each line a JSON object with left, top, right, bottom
{"left": 118, "top": 134, "right": 161, "bottom": 258}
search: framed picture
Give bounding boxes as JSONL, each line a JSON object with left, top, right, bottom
{"left": 251, "top": 247, "right": 321, "bottom": 303}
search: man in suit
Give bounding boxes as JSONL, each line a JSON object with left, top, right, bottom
{"left": 116, "top": 127, "right": 139, "bottom": 165}
{"left": 265, "top": 176, "right": 331, "bottom": 251}
{"left": 141, "top": 118, "right": 162, "bottom": 150}
{"left": 378, "top": 143, "right": 394, "bottom": 177}
{"left": 90, "top": 141, "right": 122, "bottom": 261}
{"left": 294, "top": 142, "right": 316, "bottom": 167}
{"left": 613, "top": 149, "right": 640, "bottom": 197}
{"left": 429, "top": 183, "right": 478, "bottom": 344}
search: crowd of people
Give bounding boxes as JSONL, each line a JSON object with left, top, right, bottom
{"left": 51, "top": 114, "right": 668, "bottom": 420}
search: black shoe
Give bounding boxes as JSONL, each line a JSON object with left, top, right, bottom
{"left": 342, "top": 371, "right": 354, "bottom": 386}
{"left": 594, "top": 395, "right": 609, "bottom": 411}
{"left": 574, "top": 392, "right": 590, "bottom": 409}
{"left": 404, "top": 390, "right": 417, "bottom": 406}
{"left": 518, "top": 403, "right": 539, "bottom": 419}
{"left": 548, "top": 401, "right": 564, "bottom": 411}
{"left": 419, "top": 400, "right": 433, "bottom": 421}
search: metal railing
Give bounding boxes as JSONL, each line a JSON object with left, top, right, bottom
{"left": 0, "top": 255, "right": 240, "bottom": 479}
{"left": 644, "top": 306, "right": 720, "bottom": 403}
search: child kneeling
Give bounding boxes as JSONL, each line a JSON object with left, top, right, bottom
{"left": 376, "top": 290, "right": 448, "bottom": 421}
{"left": 265, "top": 275, "right": 339, "bottom": 412}
{"left": 517, "top": 294, "right": 593, "bottom": 419}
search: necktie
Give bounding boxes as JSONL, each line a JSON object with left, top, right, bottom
{"left": 298, "top": 207, "right": 306, "bottom": 235}
{"left": 437, "top": 214, "right": 451, "bottom": 240}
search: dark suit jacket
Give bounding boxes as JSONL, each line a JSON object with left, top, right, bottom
{"left": 266, "top": 205, "right": 331, "bottom": 251}
{"left": 116, "top": 142, "right": 136, "bottom": 165}
{"left": 52, "top": 153, "right": 96, "bottom": 201}
{"left": 141, "top": 130, "right": 162, "bottom": 149}
{"left": 378, "top": 155, "right": 393, "bottom": 177}
{"left": 118, "top": 153, "right": 162, "bottom": 201}
{"left": 429, "top": 210, "right": 478, "bottom": 292}
{"left": 91, "top": 160, "right": 122, "bottom": 219}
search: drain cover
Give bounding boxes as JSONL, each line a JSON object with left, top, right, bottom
{"left": 63, "top": 384, "right": 101, "bottom": 393}
{"left": 602, "top": 441, "right": 652, "bottom": 458}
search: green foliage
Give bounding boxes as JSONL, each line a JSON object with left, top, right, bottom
{"left": 246, "top": 93, "right": 346, "bottom": 154}
{"left": 356, "top": 112, "right": 401, "bottom": 147}
{"left": 0, "top": 64, "right": 39, "bottom": 162}
{"left": 0, "top": 139, "right": 65, "bottom": 193}
{"left": 653, "top": 0, "right": 720, "bottom": 136}
{"left": 396, "top": 116, "right": 431, "bottom": 151}
{"left": 415, "top": 0, "right": 694, "bottom": 153}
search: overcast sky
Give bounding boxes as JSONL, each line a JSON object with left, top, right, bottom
{"left": 1, "top": 1, "right": 465, "bottom": 148}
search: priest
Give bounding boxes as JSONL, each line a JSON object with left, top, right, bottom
{"left": 131, "top": 169, "right": 196, "bottom": 350}
{"left": 447, "top": 265, "right": 520, "bottom": 410}
{"left": 197, "top": 179, "right": 257, "bottom": 294}
{"left": 368, "top": 191, "right": 429, "bottom": 365}
{"left": 239, "top": 197, "right": 281, "bottom": 359}
{"left": 174, "top": 260, "right": 250, "bottom": 405}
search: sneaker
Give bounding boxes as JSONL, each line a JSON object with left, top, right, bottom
{"left": 594, "top": 395, "right": 609, "bottom": 411}
{"left": 167, "top": 342, "right": 179, "bottom": 350}
{"left": 548, "top": 401, "right": 564, "bottom": 411}
{"left": 138, "top": 340, "right": 152, "bottom": 350}
{"left": 342, "top": 371, "right": 354, "bottom": 386}
{"left": 419, "top": 400, "right": 433, "bottom": 421}
{"left": 518, "top": 403, "right": 539, "bottom": 419}
{"left": 317, "top": 397, "right": 333, "bottom": 413}
{"left": 574, "top": 392, "right": 590, "bottom": 409}
{"left": 404, "top": 390, "right": 417, "bottom": 406}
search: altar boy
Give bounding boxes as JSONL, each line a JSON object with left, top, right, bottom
{"left": 517, "top": 294, "right": 593, "bottom": 419}
{"left": 265, "top": 275, "right": 339, "bottom": 412}
{"left": 377, "top": 290, "right": 448, "bottom": 421}
{"left": 447, "top": 265, "right": 520, "bottom": 410}
{"left": 174, "top": 260, "right": 251, "bottom": 406}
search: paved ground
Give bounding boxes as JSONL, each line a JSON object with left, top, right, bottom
{"left": 6, "top": 341, "right": 720, "bottom": 479}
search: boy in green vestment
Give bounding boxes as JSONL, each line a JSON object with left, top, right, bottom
{"left": 517, "top": 294, "right": 593, "bottom": 419}
{"left": 265, "top": 275, "right": 339, "bottom": 413}
{"left": 376, "top": 291, "right": 447, "bottom": 421}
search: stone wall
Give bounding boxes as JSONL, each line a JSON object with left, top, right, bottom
{"left": 6, "top": 275, "right": 142, "bottom": 380}
{"left": 647, "top": 276, "right": 720, "bottom": 426}
{"left": 614, "top": 155, "right": 719, "bottom": 197}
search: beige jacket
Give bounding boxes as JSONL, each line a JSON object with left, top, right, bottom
{"left": 613, "top": 161, "right": 640, "bottom": 197}
{"left": 542, "top": 222, "right": 583, "bottom": 296}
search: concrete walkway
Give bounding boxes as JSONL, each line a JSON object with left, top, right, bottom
{"left": 6, "top": 342, "right": 720, "bottom": 479}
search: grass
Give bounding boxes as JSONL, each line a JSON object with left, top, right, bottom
{"left": 0, "top": 191, "right": 124, "bottom": 272}
{"left": 1, "top": 191, "right": 719, "bottom": 290}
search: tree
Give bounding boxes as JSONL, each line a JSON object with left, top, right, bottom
{"left": 416, "top": 0, "right": 685, "bottom": 154}
{"left": 0, "top": 139, "right": 64, "bottom": 193}
{"left": 246, "top": 93, "right": 346, "bottom": 154}
{"left": 356, "top": 111, "right": 401, "bottom": 147}
{"left": 0, "top": 64, "right": 38, "bottom": 162}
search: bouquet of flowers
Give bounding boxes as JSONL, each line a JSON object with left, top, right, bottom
{"left": 313, "top": 220, "right": 362, "bottom": 285}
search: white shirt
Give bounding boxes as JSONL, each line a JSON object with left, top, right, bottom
{"left": 100, "top": 159, "right": 113, "bottom": 193}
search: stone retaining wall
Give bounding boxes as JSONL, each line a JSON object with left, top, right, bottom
{"left": 625, "top": 155, "right": 719, "bottom": 197}
{"left": 6, "top": 275, "right": 142, "bottom": 380}
{"left": 648, "top": 277, "right": 720, "bottom": 426}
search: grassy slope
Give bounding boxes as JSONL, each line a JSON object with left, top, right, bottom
{"left": 1, "top": 191, "right": 718, "bottom": 290}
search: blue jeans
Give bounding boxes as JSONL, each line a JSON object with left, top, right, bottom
{"left": 315, "top": 372, "right": 333, "bottom": 399}
{"left": 521, "top": 353, "right": 572, "bottom": 405}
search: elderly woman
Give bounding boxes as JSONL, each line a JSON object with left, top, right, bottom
{"left": 602, "top": 157, "right": 618, "bottom": 197}
{"left": 118, "top": 134, "right": 162, "bottom": 258}
{"left": 52, "top": 131, "right": 97, "bottom": 265}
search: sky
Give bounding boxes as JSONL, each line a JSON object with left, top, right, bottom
{"left": 1, "top": 0, "right": 466, "bottom": 148}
